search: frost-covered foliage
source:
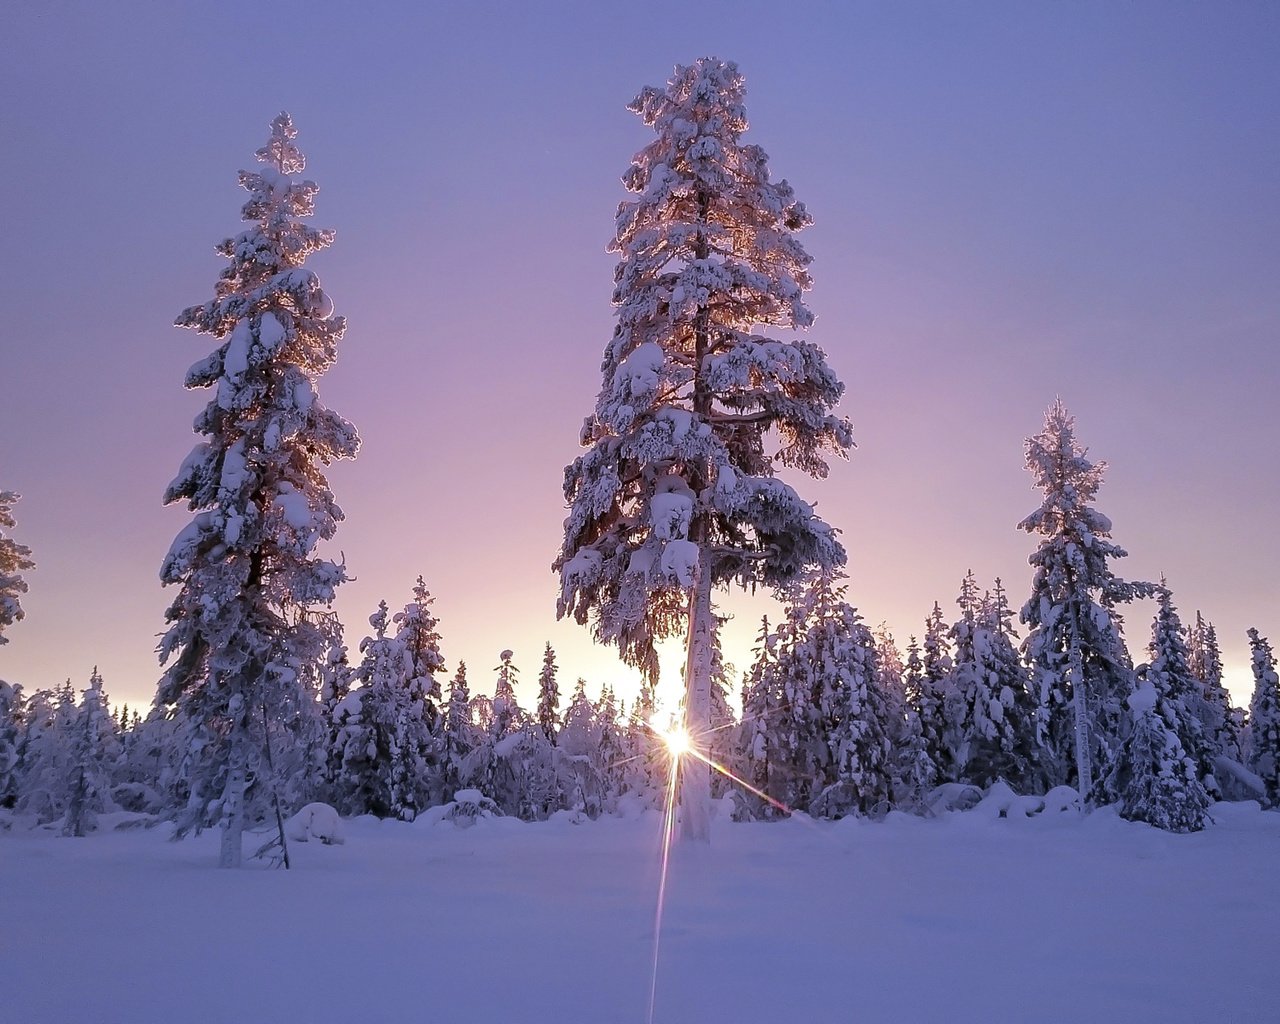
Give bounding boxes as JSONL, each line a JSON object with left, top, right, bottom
{"left": 1139, "top": 585, "right": 1214, "bottom": 794}
{"left": 14, "top": 683, "right": 77, "bottom": 823}
{"left": 156, "top": 113, "right": 358, "bottom": 866}
{"left": 62, "top": 669, "right": 122, "bottom": 837}
{"left": 1018, "top": 400, "right": 1153, "bottom": 799}
{"left": 948, "top": 575, "right": 1037, "bottom": 789}
{"left": 895, "top": 635, "right": 939, "bottom": 806}
{"left": 440, "top": 662, "right": 475, "bottom": 802}
{"left": 751, "top": 571, "right": 894, "bottom": 818}
{"left": 536, "top": 643, "right": 561, "bottom": 745}
{"left": 917, "top": 602, "right": 956, "bottom": 784}
{"left": 0, "top": 490, "right": 35, "bottom": 645}
{"left": 332, "top": 587, "right": 443, "bottom": 821}
{"left": 554, "top": 59, "right": 852, "bottom": 840}
{"left": 1246, "top": 628, "right": 1280, "bottom": 808}
{"left": 0, "top": 680, "right": 24, "bottom": 807}
{"left": 739, "top": 616, "right": 789, "bottom": 815}
{"left": 1102, "top": 680, "right": 1209, "bottom": 833}
{"left": 1188, "top": 612, "right": 1241, "bottom": 763}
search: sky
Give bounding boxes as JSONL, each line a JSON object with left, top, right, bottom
{"left": 1, "top": 2, "right": 1277, "bottom": 713}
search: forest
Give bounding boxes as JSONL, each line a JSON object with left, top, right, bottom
{"left": 1, "top": 59, "right": 1277, "bottom": 866}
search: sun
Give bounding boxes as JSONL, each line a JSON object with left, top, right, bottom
{"left": 651, "top": 717, "right": 691, "bottom": 758}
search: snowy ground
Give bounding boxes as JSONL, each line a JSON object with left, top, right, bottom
{"left": 3, "top": 799, "right": 1276, "bottom": 1024}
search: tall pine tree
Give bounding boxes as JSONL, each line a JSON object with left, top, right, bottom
{"left": 157, "top": 113, "right": 358, "bottom": 866}
{"left": 1018, "top": 400, "right": 1153, "bottom": 801}
{"left": 555, "top": 59, "right": 852, "bottom": 841}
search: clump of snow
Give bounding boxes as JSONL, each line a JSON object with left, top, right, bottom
{"left": 439, "top": 789, "right": 500, "bottom": 828}
{"left": 285, "top": 803, "right": 344, "bottom": 845}
{"left": 1127, "top": 680, "right": 1158, "bottom": 715}
{"left": 660, "top": 539, "right": 700, "bottom": 586}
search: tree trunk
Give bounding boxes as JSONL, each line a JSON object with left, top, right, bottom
{"left": 219, "top": 741, "right": 247, "bottom": 869}
{"left": 680, "top": 538, "right": 715, "bottom": 843}
{"left": 1068, "top": 604, "right": 1092, "bottom": 809}
{"left": 679, "top": 186, "right": 716, "bottom": 844}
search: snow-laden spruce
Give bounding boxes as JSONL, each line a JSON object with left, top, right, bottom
{"left": 948, "top": 574, "right": 1036, "bottom": 789}
{"left": 1018, "top": 400, "right": 1153, "bottom": 800}
{"left": 536, "top": 643, "right": 561, "bottom": 745}
{"left": 554, "top": 58, "right": 852, "bottom": 841}
{"left": 1187, "top": 611, "right": 1241, "bottom": 763}
{"left": 1100, "top": 676, "right": 1209, "bottom": 833}
{"left": 62, "top": 669, "right": 121, "bottom": 837}
{"left": 1246, "top": 628, "right": 1280, "bottom": 807}
{"left": 1135, "top": 584, "right": 1214, "bottom": 794}
{"left": 156, "top": 113, "right": 358, "bottom": 867}
{"left": 332, "top": 582, "right": 444, "bottom": 821}
{"left": 738, "top": 570, "right": 893, "bottom": 819}
{"left": 0, "top": 490, "right": 35, "bottom": 645}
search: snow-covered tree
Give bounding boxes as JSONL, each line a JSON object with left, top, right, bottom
{"left": 895, "top": 635, "right": 939, "bottom": 807}
{"left": 441, "top": 662, "right": 475, "bottom": 801}
{"left": 949, "top": 576, "right": 1036, "bottom": 790}
{"left": 0, "top": 490, "right": 34, "bottom": 645}
{"left": 0, "top": 680, "right": 25, "bottom": 808}
{"left": 536, "top": 643, "right": 561, "bottom": 745}
{"left": 557, "top": 677, "right": 607, "bottom": 817}
{"left": 333, "top": 592, "right": 441, "bottom": 821}
{"left": 1188, "top": 612, "right": 1240, "bottom": 762}
{"left": 1018, "top": 400, "right": 1153, "bottom": 801}
{"left": 739, "top": 616, "right": 788, "bottom": 815}
{"left": 918, "top": 602, "right": 955, "bottom": 783}
{"left": 1103, "top": 678, "right": 1209, "bottom": 832}
{"left": 156, "top": 113, "right": 359, "bottom": 866}
{"left": 1246, "top": 628, "right": 1280, "bottom": 808}
{"left": 490, "top": 650, "right": 525, "bottom": 742}
{"left": 63, "top": 668, "right": 122, "bottom": 837}
{"left": 14, "top": 685, "right": 76, "bottom": 823}
{"left": 772, "top": 571, "right": 894, "bottom": 818}
{"left": 1142, "top": 585, "right": 1214, "bottom": 794}
{"left": 555, "top": 58, "right": 852, "bottom": 841}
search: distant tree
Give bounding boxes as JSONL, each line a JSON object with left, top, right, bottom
{"left": 554, "top": 58, "right": 852, "bottom": 841}
{"left": 334, "top": 591, "right": 441, "bottom": 821}
{"left": 918, "top": 602, "right": 955, "bottom": 783}
{"left": 1246, "top": 628, "right": 1280, "bottom": 808}
{"left": 318, "top": 632, "right": 352, "bottom": 800}
{"left": 1018, "top": 400, "right": 1154, "bottom": 800}
{"left": 739, "top": 616, "right": 788, "bottom": 815}
{"left": 949, "top": 576, "right": 1036, "bottom": 790}
{"left": 441, "top": 662, "right": 475, "bottom": 801}
{"left": 1142, "top": 585, "right": 1214, "bottom": 792}
{"left": 0, "top": 680, "right": 25, "bottom": 808}
{"left": 558, "top": 678, "right": 606, "bottom": 817}
{"left": 0, "top": 490, "right": 35, "bottom": 644}
{"left": 895, "top": 635, "right": 939, "bottom": 807}
{"left": 490, "top": 650, "right": 525, "bottom": 741}
{"left": 1188, "top": 612, "right": 1240, "bottom": 762}
{"left": 15, "top": 686, "right": 74, "bottom": 823}
{"left": 63, "top": 668, "right": 122, "bottom": 837}
{"left": 777, "top": 571, "right": 894, "bottom": 818}
{"left": 536, "top": 643, "right": 561, "bottom": 746}
{"left": 156, "top": 112, "right": 358, "bottom": 866}
{"left": 1103, "top": 678, "right": 1209, "bottom": 833}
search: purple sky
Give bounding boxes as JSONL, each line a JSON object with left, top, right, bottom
{"left": 2, "top": 2, "right": 1277, "bottom": 712}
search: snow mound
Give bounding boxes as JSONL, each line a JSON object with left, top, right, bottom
{"left": 285, "top": 803, "right": 344, "bottom": 845}
{"left": 439, "top": 789, "right": 501, "bottom": 828}
{"left": 973, "top": 781, "right": 1046, "bottom": 820}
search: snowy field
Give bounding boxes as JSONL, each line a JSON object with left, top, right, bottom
{"left": 3, "top": 799, "right": 1277, "bottom": 1024}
